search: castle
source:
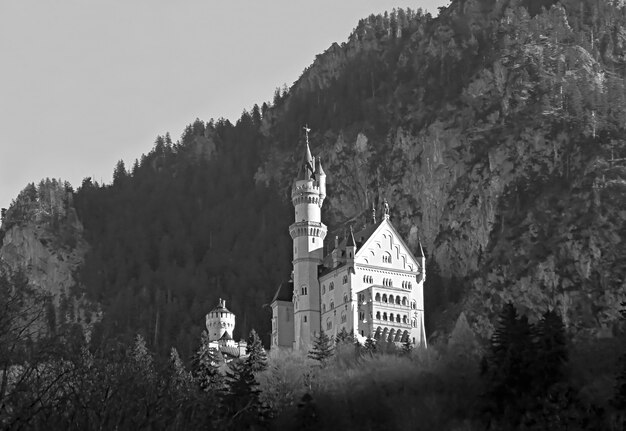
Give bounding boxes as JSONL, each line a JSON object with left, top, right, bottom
{"left": 270, "top": 134, "right": 427, "bottom": 351}
{"left": 205, "top": 298, "right": 247, "bottom": 358}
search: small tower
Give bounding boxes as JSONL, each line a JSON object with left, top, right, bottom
{"left": 289, "top": 127, "right": 327, "bottom": 351}
{"left": 205, "top": 298, "right": 236, "bottom": 344}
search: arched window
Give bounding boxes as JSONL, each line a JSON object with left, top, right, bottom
{"left": 395, "top": 296, "right": 401, "bottom": 305}
{"left": 375, "top": 293, "right": 381, "bottom": 301}
{"left": 382, "top": 294, "right": 388, "bottom": 303}
{"left": 376, "top": 311, "right": 381, "bottom": 320}
{"left": 341, "top": 311, "right": 347, "bottom": 323}
{"left": 396, "top": 315, "right": 401, "bottom": 323}
{"left": 389, "top": 294, "right": 394, "bottom": 304}
{"left": 411, "top": 300, "right": 416, "bottom": 310}
{"left": 403, "top": 315, "right": 408, "bottom": 324}
{"left": 412, "top": 318, "right": 417, "bottom": 328}
{"left": 389, "top": 313, "right": 394, "bottom": 322}
{"left": 329, "top": 282, "right": 334, "bottom": 291}
{"left": 330, "top": 301, "right": 334, "bottom": 309}
{"left": 301, "top": 285, "right": 308, "bottom": 295}
{"left": 383, "top": 313, "right": 388, "bottom": 321}
{"left": 343, "top": 293, "right": 348, "bottom": 303}
{"left": 402, "top": 297, "right": 408, "bottom": 306}
{"left": 342, "top": 275, "right": 348, "bottom": 284}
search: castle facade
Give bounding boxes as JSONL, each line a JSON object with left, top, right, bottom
{"left": 271, "top": 139, "right": 427, "bottom": 351}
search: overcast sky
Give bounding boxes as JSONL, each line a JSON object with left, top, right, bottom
{"left": 0, "top": 0, "right": 448, "bottom": 211}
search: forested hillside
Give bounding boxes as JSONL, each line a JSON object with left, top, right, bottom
{"left": 2, "top": 0, "right": 626, "bottom": 360}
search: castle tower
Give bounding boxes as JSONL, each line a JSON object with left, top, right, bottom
{"left": 205, "top": 298, "right": 236, "bottom": 343}
{"left": 289, "top": 129, "right": 327, "bottom": 351}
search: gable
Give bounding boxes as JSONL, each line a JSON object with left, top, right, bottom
{"left": 355, "top": 220, "right": 420, "bottom": 271}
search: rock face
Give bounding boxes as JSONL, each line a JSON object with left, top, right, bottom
{"left": 0, "top": 179, "right": 99, "bottom": 336}
{"left": 256, "top": 4, "right": 626, "bottom": 339}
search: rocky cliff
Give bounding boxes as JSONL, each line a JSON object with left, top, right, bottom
{"left": 3, "top": 1, "right": 625, "bottom": 352}
{"left": 257, "top": 2, "right": 626, "bottom": 339}
{"left": 0, "top": 179, "right": 99, "bottom": 337}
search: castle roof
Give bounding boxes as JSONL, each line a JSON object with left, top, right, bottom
{"left": 297, "top": 141, "right": 315, "bottom": 181}
{"left": 271, "top": 280, "right": 293, "bottom": 303}
{"left": 321, "top": 218, "right": 423, "bottom": 274}
{"left": 417, "top": 241, "right": 425, "bottom": 258}
{"left": 219, "top": 345, "right": 241, "bottom": 358}
{"left": 210, "top": 298, "right": 231, "bottom": 314}
{"left": 346, "top": 226, "right": 356, "bottom": 247}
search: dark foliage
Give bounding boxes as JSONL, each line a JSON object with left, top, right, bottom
{"left": 308, "top": 331, "right": 335, "bottom": 366}
{"left": 74, "top": 119, "right": 293, "bottom": 359}
{"left": 245, "top": 329, "right": 268, "bottom": 373}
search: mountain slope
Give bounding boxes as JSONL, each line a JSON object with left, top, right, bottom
{"left": 2, "top": 0, "right": 625, "bottom": 357}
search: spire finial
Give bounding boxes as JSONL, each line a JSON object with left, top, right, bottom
{"left": 383, "top": 198, "right": 390, "bottom": 220}
{"left": 303, "top": 124, "right": 311, "bottom": 145}
{"left": 371, "top": 202, "right": 377, "bottom": 224}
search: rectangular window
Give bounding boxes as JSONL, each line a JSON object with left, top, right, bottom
{"left": 304, "top": 316, "right": 307, "bottom": 323}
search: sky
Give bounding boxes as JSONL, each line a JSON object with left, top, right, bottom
{"left": 0, "top": 0, "right": 448, "bottom": 211}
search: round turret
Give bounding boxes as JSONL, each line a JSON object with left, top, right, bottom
{"left": 205, "top": 298, "right": 236, "bottom": 342}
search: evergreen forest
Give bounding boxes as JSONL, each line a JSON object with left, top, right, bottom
{"left": 2, "top": 0, "right": 626, "bottom": 428}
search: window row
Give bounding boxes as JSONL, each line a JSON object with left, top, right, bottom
{"left": 322, "top": 293, "right": 350, "bottom": 313}
{"left": 382, "top": 253, "right": 392, "bottom": 263}
{"left": 375, "top": 312, "right": 408, "bottom": 324}
{"left": 326, "top": 312, "right": 347, "bottom": 330}
{"left": 402, "top": 281, "right": 413, "bottom": 289}
{"left": 382, "top": 278, "right": 393, "bottom": 287}
{"left": 322, "top": 282, "right": 335, "bottom": 294}
{"left": 363, "top": 275, "right": 373, "bottom": 284}
{"left": 373, "top": 327, "right": 411, "bottom": 343}
{"left": 374, "top": 293, "right": 409, "bottom": 306}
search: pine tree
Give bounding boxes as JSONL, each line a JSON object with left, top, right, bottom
{"left": 483, "top": 303, "right": 535, "bottom": 424}
{"left": 533, "top": 309, "right": 568, "bottom": 394}
{"left": 402, "top": 338, "right": 413, "bottom": 355}
{"left": 308, "top": 331, "right": 334, "bottom": 366}
{"left": 295, "top": 392, "right": 318, "bottom": 431}
{"left": 613, "top": 303, "right": 626, "bottom": 412}
{"left": 131, "top": 334, "right": 155, "bottom": 383}
{"left": 335, "top": 327, "right": 352, "bottom": 345}
{"left": 364, "top": 337, "right": 377, "bottom": 355}
{"left": 170, "top": 347, "right": 193, "bottom": 392}
{"left": 224, "top": 359, "right": 268, "bottom": 429}
{"left": 194, "top": 330, "right": 224, "bottom": 392}
{"left": 245, "top": 329, "right": 268, "bottom": 372}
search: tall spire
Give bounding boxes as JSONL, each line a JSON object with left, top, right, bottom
{"left": 383, "top": 198, "right": 390, "bottom": 220}
{"left": 346, "top": 225, "right": 356, "bottom": 247}
{"left": 371, "top": 202, "right": 377, "bottom": 224}
{"left": 417, "top": 238, "right": 425, "bottom": 258}
{"left": 300, "top": 125, "right": 314, "bottom": 180}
